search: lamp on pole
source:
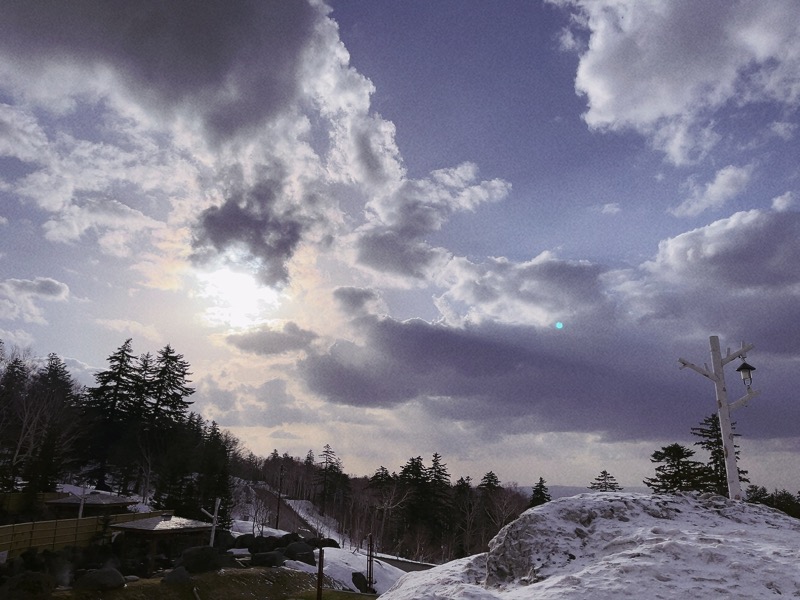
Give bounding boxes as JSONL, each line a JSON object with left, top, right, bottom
{"left": 678, "top": 336, "right": 760, "bottom": 500}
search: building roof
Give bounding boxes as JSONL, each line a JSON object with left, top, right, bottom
{"left": 110, "top": 514, "right": 213, "bottom": 535}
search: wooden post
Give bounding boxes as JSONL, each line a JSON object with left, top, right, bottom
{"left": 316, "top": 547, "right": 324, "bottom": 600}
{"left": 678, "top": 336, "right": 760, "bottom": 500}
{"left": 201, "top": 498, "right": 221, "bottom": 547}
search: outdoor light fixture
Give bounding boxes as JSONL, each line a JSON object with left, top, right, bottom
{"left": 736, "top": 360, "right": 756, "bottom": 386}
{"left": 678, "top": 337, "right": 760, "bottom": 500}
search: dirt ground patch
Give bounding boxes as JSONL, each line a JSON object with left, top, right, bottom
{"left": 50, "top": 567, "right": 372, "bottom": 600}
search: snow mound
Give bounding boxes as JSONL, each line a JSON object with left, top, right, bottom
{"left": 381, "top": 492, "right": 800, "bottom": 599}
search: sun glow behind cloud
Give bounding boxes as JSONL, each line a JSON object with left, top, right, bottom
{"left": 195, "top": 268, "right": 283, "bottom": 329}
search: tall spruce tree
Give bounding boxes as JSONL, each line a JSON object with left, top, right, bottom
{"left": 643, "top": 443, "right": 711, "bottom": 493}
{"left": 426, "top": 453, "right": 453, "bottom": 542}
{"left": 317, "top": 444, "right": 345, "bottom": 516}
{"left": 691, "top": 414, "right": 748, "bottom": 497}
{"left": 589, "top": 470, "right": 623, "bottom": 492}
{"left": 84, "top": 339, "right": 142, "bottom": 489}
{"left": 529, "top": 477, "right": 551, "bottom": 507}
{"left": 148, "top": 344, "right": 195, "bottom": 425}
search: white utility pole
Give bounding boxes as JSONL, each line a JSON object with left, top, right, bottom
{"left": 678, "top": 336, "right": 760, "bottom": 500}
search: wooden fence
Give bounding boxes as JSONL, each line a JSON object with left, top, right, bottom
{"left": 0, "top": 492, "right": 69, "bottom": 514}
{"left": 0, "top": 511, "right": 170, "bottom": 562}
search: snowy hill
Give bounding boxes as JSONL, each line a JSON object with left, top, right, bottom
{"left": 381, "top": 492, "right": 800, "bottom": 599}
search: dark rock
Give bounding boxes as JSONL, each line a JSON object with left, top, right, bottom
{"left": 249, "top": 535, "right": 280, "bottom": 554}
{"left": 278, "top": 532, "right": 301, "bottom": 546}
{"left": 318, "top": 537, "right": 340, "bottom": 549}
{"left": 234, "top": 533, "right": 255, "bottom": 549}
{"left": 214, "top": 529, "right": 236, "bottom": 550}
{"left": 285, "top": 541, "right": 315, "bottom": 566}
{"left": 73, "top": 567, "right": 126, "bottom": 591}
{"left": 352, "top": 571, "right": 375, "bottom": 594}
{"left": 0, "top": 570, "right": 55, "bottom": 600}
{"left": 250, "top": 551, "right": 285, "bottom": 568}
{"left": 176, "top": 546, "right": 219, "bottom": 574}
{"left": 161, "top": 566, "right": 192, "bottom": 586}
{"left": 217, "top": 553, "right": 239, "bottom": 569}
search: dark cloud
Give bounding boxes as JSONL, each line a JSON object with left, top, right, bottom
{"left": 0, "top": 0, "right": 320, "bottom": 143}
{"left": 8, "top": 277, "right": 69, "bottom": 298}
{"left": 357, "top": 229, "right": 447, "bottom": 279}
{"left": 355, "top": 165, "right": 509, "bottom": 278}
{"left": 191, "top": 169, "right": 306, "bottom": 286}
{"left": 297, "top": 313, "right": 697, "bottom": 441}
{"left": 624, "top": 210, "right": 800, "bottom": 355}
{"left": 333, "top": 286, "right": 383, "bottom": 316}
{"left": 227, "top": 322, "right": 317, "bottom": 356}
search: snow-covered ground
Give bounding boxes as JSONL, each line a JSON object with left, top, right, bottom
{"left": 287, "top": 547, "right": 406, "bottom": 595}
{"left": 381, "top": 492, "right": 800, "bottom": 599}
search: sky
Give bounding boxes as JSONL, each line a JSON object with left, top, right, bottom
{"left": 1, "top": 0, "right": 799, "bottom": 490}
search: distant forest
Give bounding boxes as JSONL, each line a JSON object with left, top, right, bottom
{"left": 1, "top": 338, "right": 799, "bottom": 562}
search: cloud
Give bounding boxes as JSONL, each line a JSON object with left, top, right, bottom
{"left": 0, "top": 277, "right": 70, "bottom": 324}
{"left": 435, "top": 251, "right": 611, "bottom": 327}
{"left": 193, "top": 376, "right": 313, "bottom": 429}
{"left": 94, "top": 318, "right": 161, "bottom": 342}
{"left": 0, "top": 103, "right": 49, "bottom": 163}
{"left": 670, "top": 164, "right": 754, "bottom": 217}
{"left": 592, "top": 203, "right": 621, "bottom": 215}
{"left": 556, "top": 0, "right": 800, "bottom": 164}
{"left": 42, "top": 199, "right": 165, "bottom": 255}
{"left": 191, "top": 167, "right": 308, "bottom": 286}
{"left": 614, "top": 208, "right": 800, "bottom": 355}
{"left": 355, "top": 163, "right": 511, "bottom": 279}
{"left": 227, "top": 322, "right": 318, "bottom": 356}
{"left": 333, "top": 287, "right": 387, "bottom": 317}
{"left": 772, "top": 192, "right": 794, "bottom": 212}
{"left": 0, "top": 0, "right": 321, "bottom": 145}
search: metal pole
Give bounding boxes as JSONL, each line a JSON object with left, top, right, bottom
{"left": 708, "top": 336, "right": 742, "bottom": 500}
{"left": 367, "top": 533, "right": 374, "bottom": 592}
{"left": 275, "top": 465, "right": 284, "bottom": 530}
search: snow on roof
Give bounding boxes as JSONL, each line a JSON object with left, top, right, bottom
{"left": 109, "top": 514, "right": 212, "bottom": 533}
{"left": 381, "top": 492, "right": 800, "bottom": 599}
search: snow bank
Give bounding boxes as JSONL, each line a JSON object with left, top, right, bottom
{"left": 381, "top": 492, "right": 800, "bottom": 599}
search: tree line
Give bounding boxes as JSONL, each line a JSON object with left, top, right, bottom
{"left": 643, "top": 414, "right": 800, "bottom": 517}
{"left": 3, "top": 337, "right": 799, "bottom": 559}
{"left": 0, "top": 339, "right": 235, "bottom": 526}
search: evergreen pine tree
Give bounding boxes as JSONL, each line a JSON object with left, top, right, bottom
{"left": 529, "top": 477, "right": 551, "bottom": 507}
{"left": 426, "top": 453, "right": 453, "bottom": 542}
{"left": 22, "top": 354, "right": 81, "bottom": 492}
{"left": 691, "top": 414, "right": 749, "bottom": 497}
{"left": 589, "top": 470, "right": 623, "bottom": 492}
{"left": 643, "top": 443, "right": 712, "bottom": 493}
{"left": 84, "top": 339, "right": 141, "bottom": 489}
{"left": 317, "top": 444, "right": 344, "bottom": 516}
{"left": 148, "top": 344, "right": 195, "bottom": 425}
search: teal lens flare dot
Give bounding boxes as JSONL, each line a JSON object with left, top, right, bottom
{"left": 555, "top": 321, "right": 564, "bottom": 329}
